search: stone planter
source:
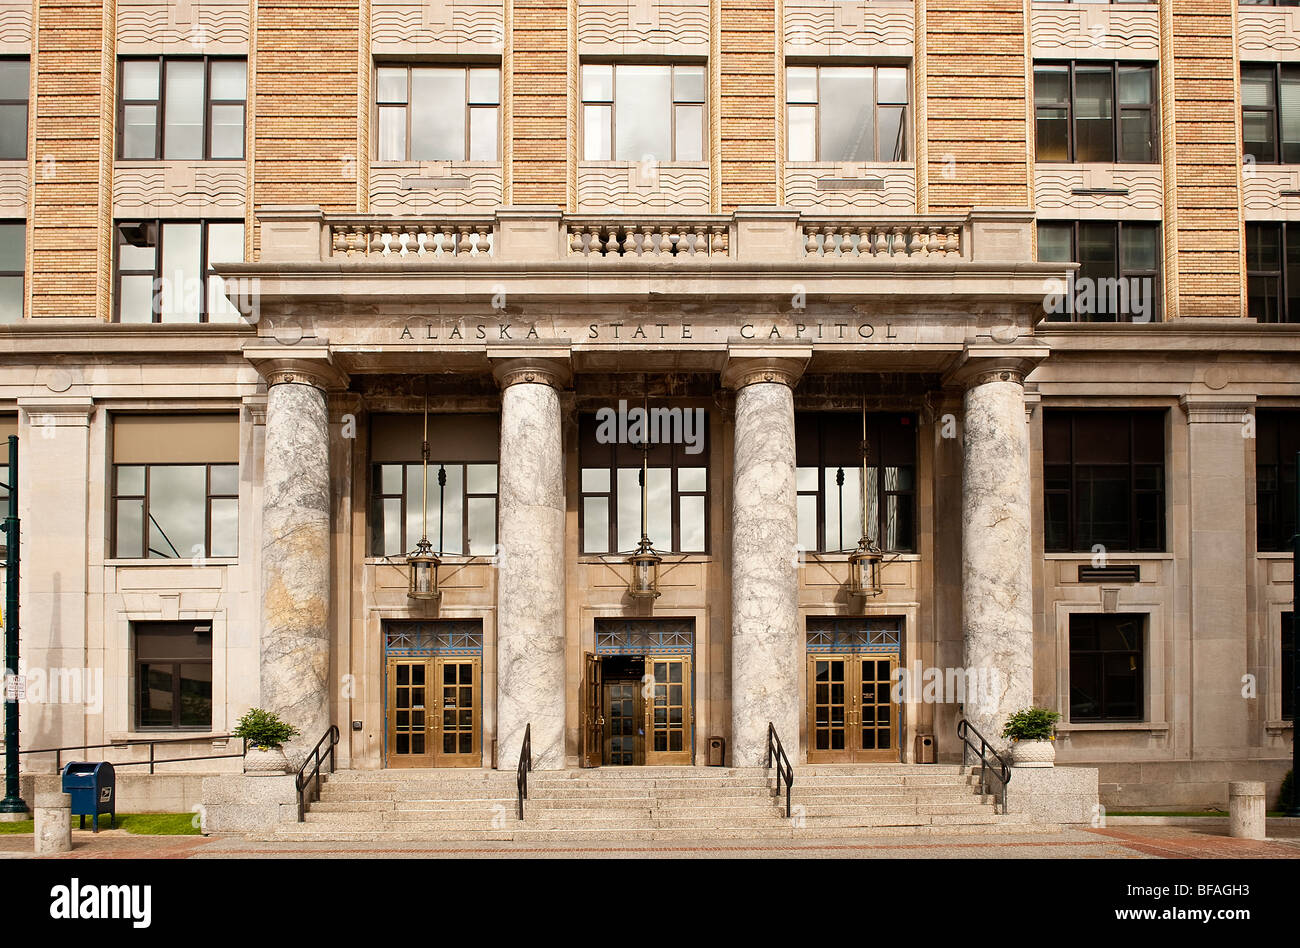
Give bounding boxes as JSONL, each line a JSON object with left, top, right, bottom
{"left": 1009, "top": 738, "right": 1055, "bottom": 768}
{"left": 243, "top": 745, "right": 293, "bottom": 775}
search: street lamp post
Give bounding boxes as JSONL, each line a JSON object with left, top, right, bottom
{"left": 0, "top": 434, "right": 26, "bottom": 819}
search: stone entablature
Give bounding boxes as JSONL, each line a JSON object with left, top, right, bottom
{"left": 1029, "top": 3, "right": 1159, "bottom": 61}
{"left": 783, "top": 0, "right": 912, "bottom": 57}
{"left": 113, "top": 161, "right": 248, "bottom": 219}
{"left": 1243, "top": 168, "right": 1300, "bottom": 223}
{"left": 1034, "top": 165, "right": 1162, "bottom": 221}
{"left": 1238, "top": 6, "right": 1300, "bottom": 60}
{"left": 577, "top": 0, "right": 709, "bottom": 56}
{"left": 117, "top": 0, "right": 251, "bottom": 54}
{"left": 371, "top": 0, "right": 505, "bottom": 55}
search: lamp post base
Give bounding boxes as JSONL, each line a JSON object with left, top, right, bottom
{"left": 0, "top": 799, "right": 30, "bottom": 821}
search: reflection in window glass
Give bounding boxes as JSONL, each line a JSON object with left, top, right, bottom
{"left": 0, "top": 222, "right": 22, "bottom": 323}
{"left": 785, "top": 65, "right": 909, "bottom": 162}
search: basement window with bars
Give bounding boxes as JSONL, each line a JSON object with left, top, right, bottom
{"left": 786, "top": 64, "right": 908, "bottom": 163}
{"left": 581, "top": 63, "right": 705, "bottom": 162}
{"left": 1034, "top": 62, "right": 1158, "bottom": 163}
{"left": 114, "top": 220, "right": 244, "bottom": 323}
{"left": 1245, "top": 223, "right": 1300, "bottom": 323}
{"left": 375, "top": 65, "right": 500, "bottom": 162}
{"left": 119, "top": 57, "right": 247, "bottom": 160}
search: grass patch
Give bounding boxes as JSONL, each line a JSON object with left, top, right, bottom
{"left": 0, "top": 813, "right": 198, "bottom": 835}
{"left": 1108, "top": 810, "right": 1290, "bottom": 818}
{"left": 0, "top": 819, "right": 33, "bottom": 834}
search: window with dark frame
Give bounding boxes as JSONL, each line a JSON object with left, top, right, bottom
{"left": 1284, "top": 611, "right": 1295, "bottom": 722}
{"left": 1242, "top": 63, "right": 1300, "bottom": 164}
{"left": 114, "top": 219, "right": 244, "bottom": 323}
{"left": 375, "top": 64, "right": 500, "bottom": 162}
{"left": 134, "top": 622, "right": 213, "bottom": 729}
{"left": 0, "top": 58, "right": 28, "bottom": 161}
{"left": 370, "top": 460, "right": 499, "bottom": 557}
{"left": 119, "top": 57, "right": 247, "bottom": 160}
{"left": 1069, "top": 613, "right": 1144, "bottom": 722}
{"left": 1241, "top": 0, "right": 1300, "bottom": 5}
{"left": 1034, "top": 61, "right": 1157, "bottom": 163}
{"left": 794, "top": 412, "right": 917, "bottom": 554}
{"left": 0, "top": 221, "right": 22, "bottom": 323}
{"left": 1245, "top": 223, "right": 1300, "bottom": 323}
{"left": 578, "top": 411, "right": 709, "bottom": 555}
{"left": 786, "top": 64, "right": 909, "bottom": 162}
{"left": 1037, "top": 220, "right": 1161, "bottom": 322}
{"left": 1044, "top": 410, "right": 1166, "bottom": 553}
{"left": 1255, "top": 409, "right": 1299, "bottom": 552}
{"left": 581, "top": 63, "right": 706, "bottom": 162}
{"left": 112, "top": 462, "right": 238, "bottom": 559}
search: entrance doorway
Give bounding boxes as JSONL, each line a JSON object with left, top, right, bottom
{"left": 806, "top": 617, "right": 903, "bottom": 763}
{"left": 384, "top": 620, "right": 483, "bottom": 768}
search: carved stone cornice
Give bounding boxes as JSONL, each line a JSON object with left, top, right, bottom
{"left": 243, "top": 344, "right": 350, "bottom": 392}
{"left": 942, "top": 344, "right": 1050, "bottom": 391}
{"left": 490, "top": 348, "right": 573, "bottom": 389}
{"left": 1179, "top": 393, "right": 1257, "bottom": 425}
{"left": 720, "top": 346, "right": 812, "bottom": 390}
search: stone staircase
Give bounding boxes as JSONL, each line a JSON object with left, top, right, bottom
{"left": 257, "top": 764, "right": 1058, "bottom": 842}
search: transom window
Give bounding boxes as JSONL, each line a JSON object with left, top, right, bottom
{"left": 0, "top": 221, "right": 22, "bottom": 323}
{"left": 114, "top": 220, "right": 245, "bottom": 323}
{"left": 795, "top": 412, "right": 917, "bottom": 554}
{"left": 1069, "top": 613, "right": 1144, "bottom": 722}
{"left": 119, "top": 57, "right": 247, "bottom": 160}
{"left": 1245, "top": 223, "right": 1300, "bottom": 323}
{"left": 786, "top": 64, "right": 908, "bottom": 162}
{"left": 1242, "top": 63, "right": 1300, "bottom": 164}
{"left": 1034, "top": 62, "right": 1157, "bottom": 163}
{"left": 1255, "top": 410, "right": 1299, "bottom": 552}
{"left": 1043, "top": 410, "right": 1165, "bottom": 553}
{"left": 135, "top": 622, "right": 212, "bottom": 729}
{"left": 1037, "top": 220, "right": 1161, "bottom": 322}
{"left": 376, "top": 65, "right": 500, "bottom": 162}
{"left": 578, "top": 410, "right": 709, "bottom": 554}
{"left": 581, "top": 63, "right": 705, "bottom": 162}
{"left": 0, "top": 58, "right": 28, "bottom": 160}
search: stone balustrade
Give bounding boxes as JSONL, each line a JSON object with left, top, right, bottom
{"left": 329, "top": 217, "right": 495, "bottom": 258}
{"left": 565, "top": 218, "right": 731, "bottom": 258}
{"left": 800, "top": 220, "right": 962, "bottom": 258}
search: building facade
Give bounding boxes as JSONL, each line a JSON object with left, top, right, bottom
{"left": 0, "top": 0, "right": 1295, "bottom": 810}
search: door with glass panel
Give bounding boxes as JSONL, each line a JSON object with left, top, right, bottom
{"left": 386, "top": 656, "right": 480, "bottom": 767}
{"left": 643, "top": 656, "right": 692, "bottom": 765}
{"left": 807, "top": 653, "right": 899, "bottom": 763}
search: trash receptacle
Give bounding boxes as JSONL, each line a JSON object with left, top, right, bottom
{"left": 61, "top": 761, "right": 115, "bottom": 832}
{"left": 707, "top": 736, "right": 725, "bottom": 766}
{"left": 915, "top": 734, "right": 936, "bottom": 764}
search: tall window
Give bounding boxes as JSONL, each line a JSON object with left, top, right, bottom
{"left": 786, "top": 64, "right": 908, "bottom": 162}
{"left": 1256, "top": 410, "right": 1299, "bottom": 552}
{"left": 1034, "top": 62, "right": 1157, "bottom": 163}
{"left": 581, "top": 63, "right": 705, "bottom": 162}
{"left": 375, "top": 65, "right": 500, "bottom": 162}
{"left": 795, "top": 412, "right": 917, "bottom": 554}
{"left": 135, "top": 622, "right": 212, "bottom": 729}
{"left": 1284, "top": 612, "right": 1295, "bottom": 722}
{"left": 1044, "top": 410, "right": 1165, "bottom": 553}
{"left": 114, "top": 220, "right": 244, "bottom": 323}
{"left": 1242, "top": 63, "right": 1300, "bottom": 164}
{"left": 0, "top": 58, "right": 28, "bottom": 160}
{"left": 1245, "top": 223, "right": 1300, "bottom": 322}
{"left": 369, "top": 414, "right": 499, "bottom": 556}
{"left": 1069, "top": 613, "right": 1144, "bottom": 722}
{"left": 119, "top": 57, "right": 247, "bottom": 160}
{"left": 111, "top": 415, "right": 239, "bottom": 559}
{"left": 0, "top": 221, "right": 21, "bottom": 323}
{"left": 1037, "top": 220, "right": 1161, "bottom": 322}
{"left": 578, "top": 410, "right": 709, "bottom": 554}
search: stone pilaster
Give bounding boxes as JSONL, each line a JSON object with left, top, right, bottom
{"left": 954, "top": 358, "right": 1037, "bottom": 749}
{"left": 492, "top": 352, "right": 571, "bottom": 770}
{"left": 246, "top": 348, "right": 348, "bottom": 754}
{"left": 723, "top": 349, "right": 808, "bottom": 766}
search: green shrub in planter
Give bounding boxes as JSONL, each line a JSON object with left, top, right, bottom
{"left": 1001, "top": 707, "right": 1060, "bottom": 742}
{"left": 1279, "top": 770, "right": 1294, "bottom": 811}
{"left": 232, "top": 708, "right": 300, "bottom": 749}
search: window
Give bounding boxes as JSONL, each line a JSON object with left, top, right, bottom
{"left": 0, "top": 221, "right": 21, "bottom": 323}
{"left": 581, "top": 63, "right": 705, "bottom": 162}
{"left": 795, "top": 412, "right": 917, "bottom": 554}
{"left": 1069, "top": 613, "right": 1144, "bottom": 722}
{"left": 376, "top": 65, "right": 500, "bottom": 162}
{"left": 1034, "top": 62, "right": 1157, "bottom": 163}
{"left": 1044, "top": 410, "right": 1165, "bottom": 553}
{"left": 114, "top": 219, "right": 244, "bottom": 323}
{"left": 1256, "top": 410, "right": 1299, "bottom": 552}
{"left": 1037, "top": 220, "right": 1161, "bottom": 322}
{"left": 1241, "top": 63, "right": 1300, "bottom": 164}
{"left": 135, "top": 622, "right": 212, "bottom": 729}
{"left": 578, "top": 409, "right": 709, "bottom": 554}
{"left": 1245, "top": 223, "right": 1300, "bottom": 322}
{"left": 0, "top": 59, "right": 27, "bottom": 160}
{"left": 120, "top": 57, "right": 246, "bottom": 160}
{"left": 111, "top": 415, "right": 239, "bottom": 559}
{"left": 786, "top": 64, "right": 908, "bottom": 162}
{"left": 1284, "top": 612, "right": 1295, "bottom": 722}
{"left": 370, "top": 414, "right": 499, "bottom": 556}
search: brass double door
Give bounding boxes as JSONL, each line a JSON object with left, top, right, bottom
{"left": 580, "top": 653, "right": 693, "bottom": 766}
{"left": 386, "top": 656, "right": 481, "bottom": 767}
{"left": 807, "top": 653, "right": 900, "bottom": 763}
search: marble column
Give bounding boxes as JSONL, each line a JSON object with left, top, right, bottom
{"left": 725, "top": 354, "right": 806, "bottom": 766}
{"left": 960, "top": 366, "right": 1034, "bottom": 749}
{"left": 493, "top": 356, "right": 570, "bottom": 770}
{"left": 259, "top": 363, "right": 337, "bottom": 753}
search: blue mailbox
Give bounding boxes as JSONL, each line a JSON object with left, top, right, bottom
{"left": 61, "top": 761, "right": 116, "bottom": 832}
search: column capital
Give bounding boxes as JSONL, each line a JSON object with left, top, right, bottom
{"left": 1179, "top": 393, "right": 1256, "bottom": 424}
{"left": 943, "top": 344, "right": 1049, "bottom": 391}
{"left": 243, "top": 344, "right": 350, "bottom": 391}
{"left": 16, "top": 395, "right": 95, "bottom": 427}
{"left": 721, "top": 346, "right": 811, "bottom": 390}
{"left": 490, "top": 347, "right": 573, "bottom": 389}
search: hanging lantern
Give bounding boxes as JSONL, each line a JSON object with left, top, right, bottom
{"left": 848, "top": 535, "right": 883, "bottom": 601}
{"left": 628, "top": 536, "right": 662, "bottom": 599}
{"left": 407, "top": 536, "right": 441, "bottom": 601}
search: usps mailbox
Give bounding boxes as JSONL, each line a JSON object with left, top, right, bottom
{"left": 61, "top": 761, "right": 116, "bottom": 832}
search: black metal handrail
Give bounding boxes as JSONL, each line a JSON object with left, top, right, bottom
{"left": 11, "top": 734, "right": 246, "bottom": 774}
{"left": 766, "top": 722, "right": 794, "bottom": 819}
{"left": 516, "top": 723, "right": 532, "bottom": 820}
{"left": 295, "top": 725, "right": 340, "bottom": 822}
{"left": 956, "top": 718, "right": 1011, "bottom": 812}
